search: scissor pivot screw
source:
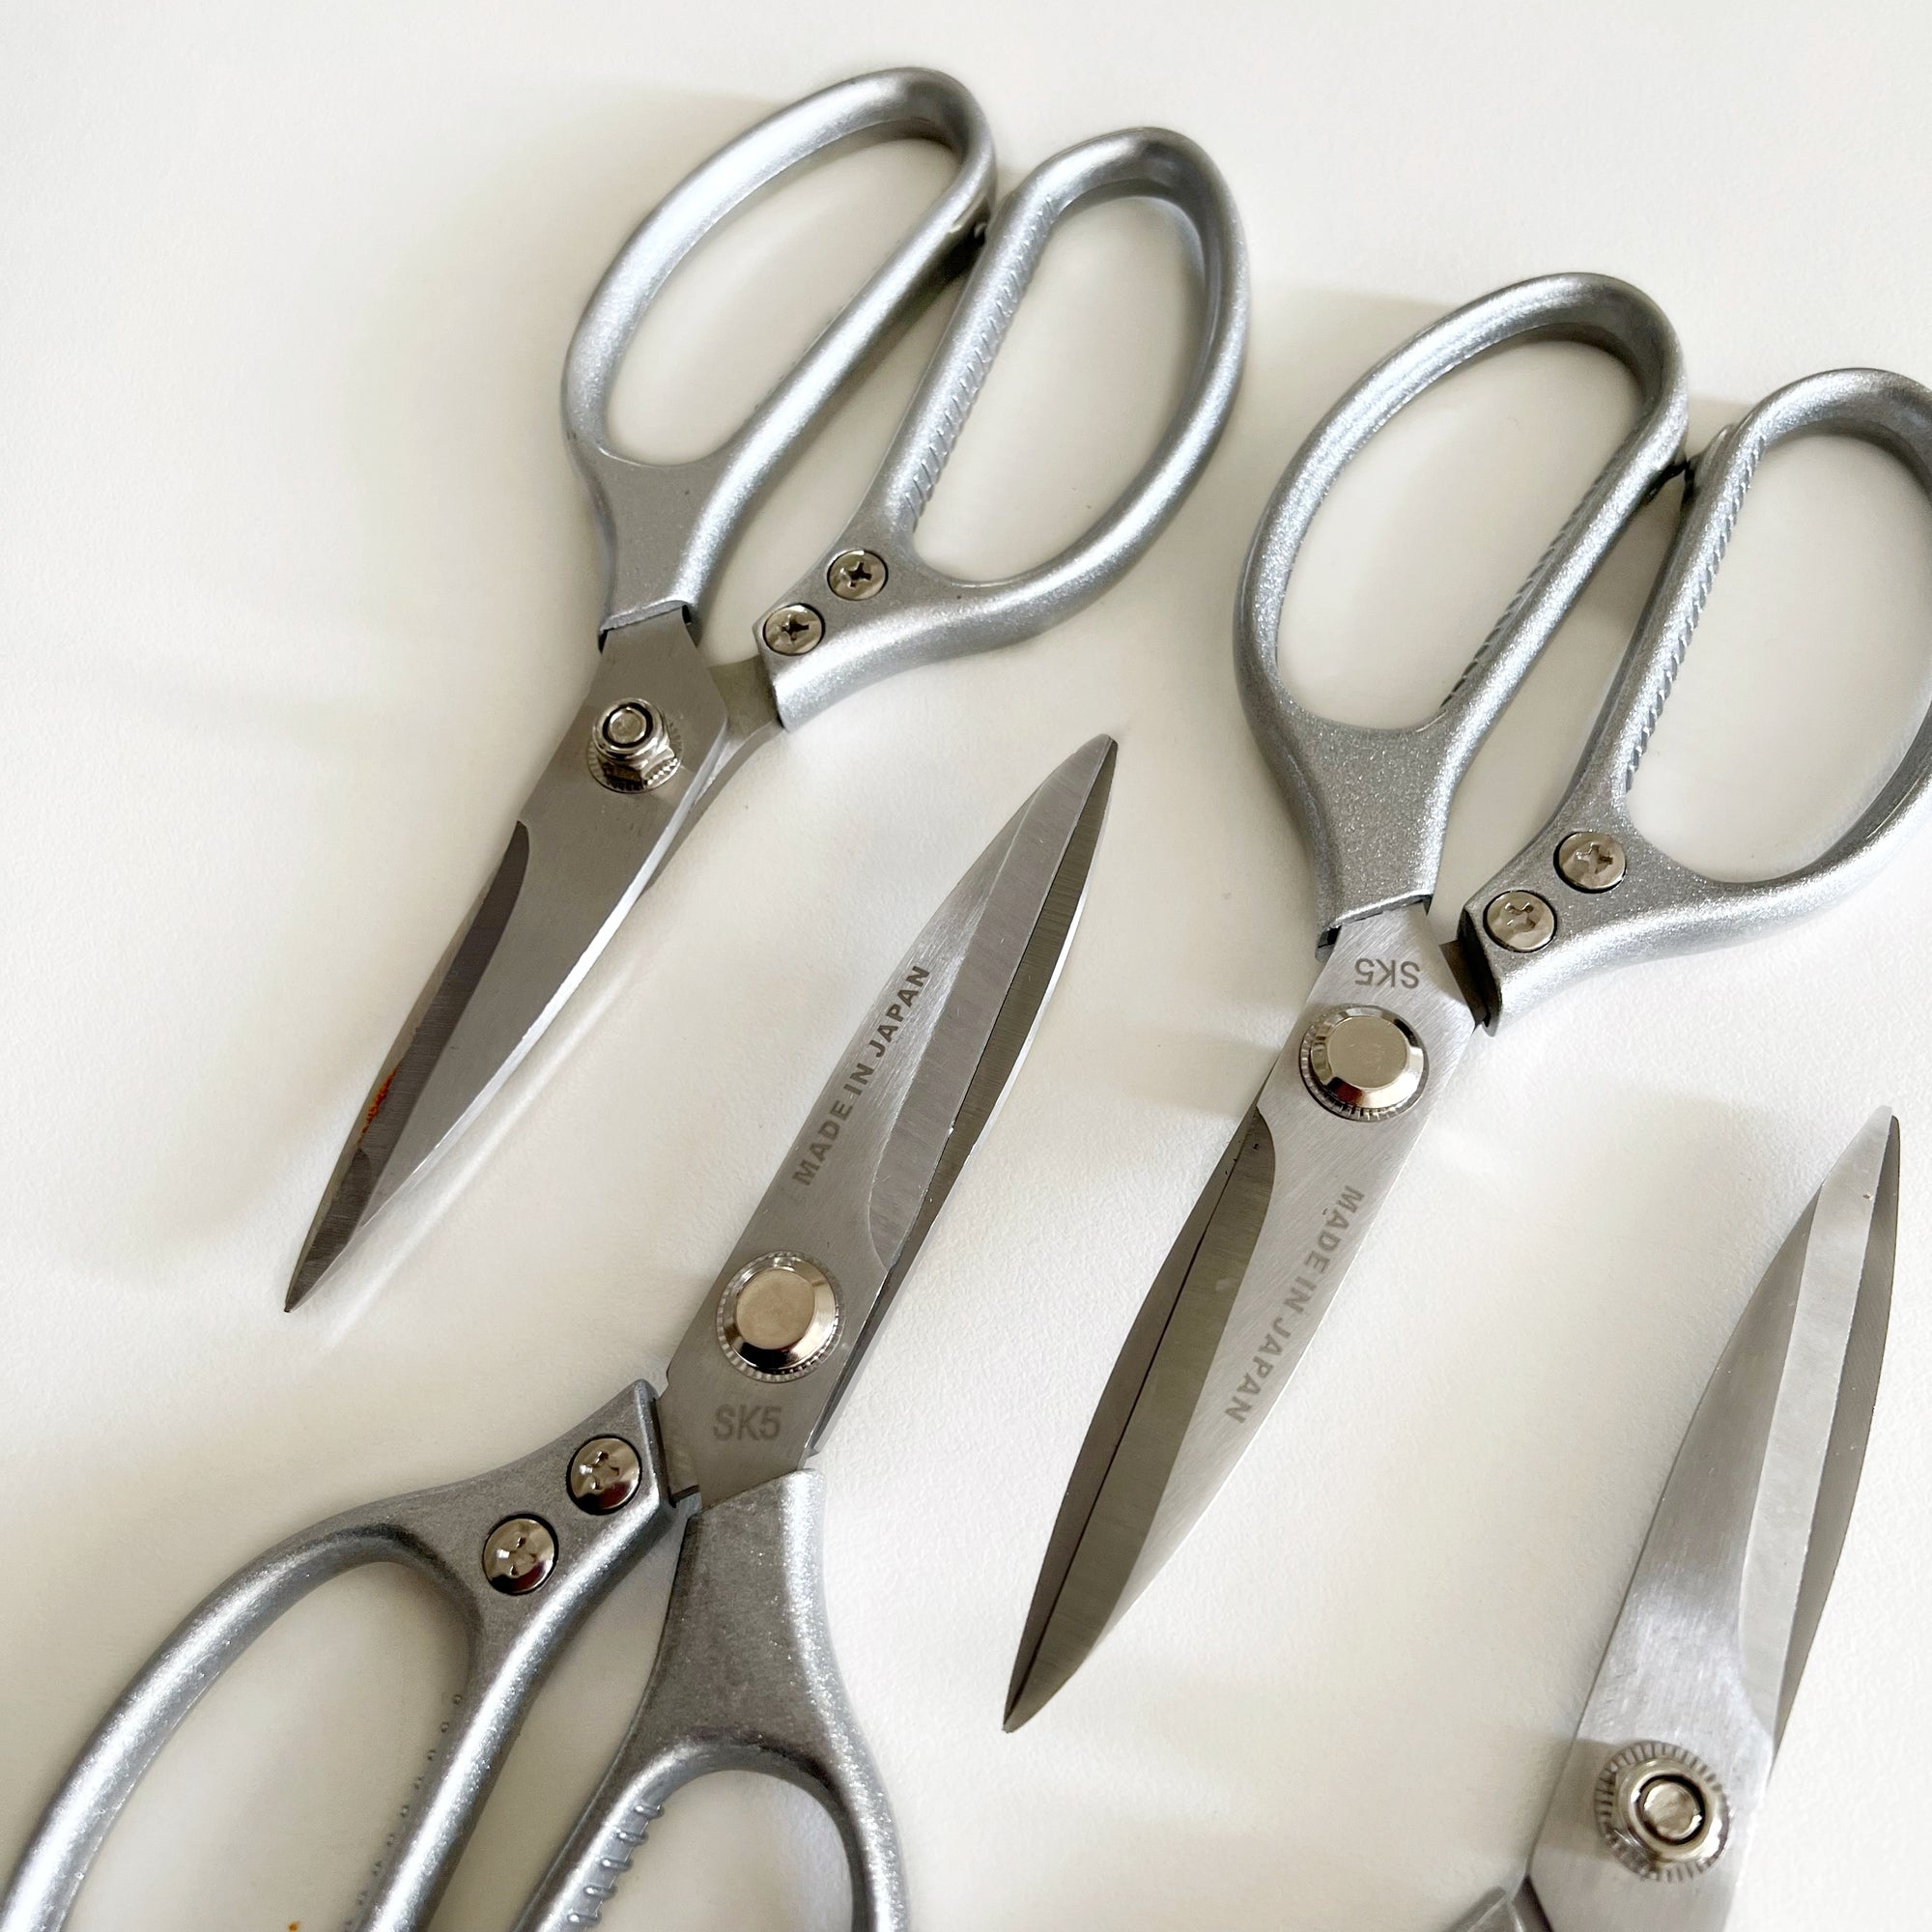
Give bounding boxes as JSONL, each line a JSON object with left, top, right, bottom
{"left": 761, "top": 604, "right": 825, "bottom": 655}
{"left": 1300, "top": 1006, "right": 1426, "bottom": 1120}
{"left": 1596, "top": 1741, "right": 1728, "bottom": 1878}
{"left": 481, "top": 1517, "right": 556, "bottom": 1596}
{"left": 827, "top": 549, "right": 888, "bottom": 601}
{"left": 590, "top": 701, "right": 680, "bottom": 792}
{"left": 1484, "top": 889, "right": 1556, "bottom": 952}
{"left": 1557, "top": 831, "right": 1627, "bottom": 893}
{"left": 718, "top": 1252, "right": 839, "bottom": 1380}
{"left": 568, "top": 1435, "right": 643, "bottom": 1514}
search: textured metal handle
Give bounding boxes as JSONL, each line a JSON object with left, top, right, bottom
{"left": 1463, "top": 367, "right": 1932, "bottom": 1021}
{"left": 512, "top": 1472, "right": 901, "bottom": 1932}
{"left": 563, "top": 69, "right": 995, "bottom": 637}
{"left": 1236, "top": 272, "right": 1688, "bottom": 944}
{"left": 0, "top": 1386, "right": 674, "bottom": 1932}
{"left": 761, "top": 126, "right": 1249, "bottom": 727}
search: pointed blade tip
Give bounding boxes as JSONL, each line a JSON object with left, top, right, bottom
{"left": 1823, "top": 1105, "right": 1900, "bottom": 1279}
{"left": 1000, "top": 1658, "right": 1060, "bottom": 1734}
{"left": 283, "top": 1244, "right": 329, "bottom": 1312}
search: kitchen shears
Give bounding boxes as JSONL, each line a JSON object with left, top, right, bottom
{"left": 1005, "top": 272, "right": 1932, "bottom": 1725}
{"left": 1450, "top": 1108, "right": 1897, "bottom": 1932}
{"left": 1, "top": 737, "right": 1118, "bottom": 1932}
{"left": 286, "top": 68, "right": 1247, "bottom": 1308}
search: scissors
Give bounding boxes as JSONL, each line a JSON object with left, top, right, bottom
{"left": 1004, "top": 271, "right": 1932, "bottom": 1726}
{"left": 286, "top": 68, "right": 1247, "bottom": 1309}
{"left": 1451, "top": 1106, "right": 1897, "bottom": 1932}
{"left": 1, "top": 736, "right": 1117, "bottom": 1932}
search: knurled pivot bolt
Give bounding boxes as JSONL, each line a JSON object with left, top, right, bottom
{"left": 761, "top": 604, "right": 824, "bottom": 655}
{"left": 1595, "top": 1741, "right": 1729, "bottom": 1879}
{"left": 827, "top": 549, "right": 888, "bottom": 601}
{"left": 589, "top": 701, "right": 680, "bottom": 792}
{"left": 481, "top": 1516, "right": 555, "bottom": 1596}
{"left": 1300, "top": 1006, "right": 1427, "bottom": 1120}
{"left": 568, "top": 1435, "right": 642, "bottom": 1515}
{"left": 1557, "top": 830, "right": 1628, "bottom": 893}
{"left": 1485, "top": 889, "right": 1557, "bottom": 952}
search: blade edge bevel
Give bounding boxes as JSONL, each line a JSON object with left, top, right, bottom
{"left": 1005, "top": 1099, "right": 1273, "bottom": 1729}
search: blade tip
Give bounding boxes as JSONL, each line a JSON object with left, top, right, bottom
{"left": 283, "top": 1230, "right": 342, "bottom": 1311}
{"left": 1001, "top": 1675, "right": 1046, "bottom": 1734}
{"left": 1053, "top": 733, "right": 1119, "bottom": 800}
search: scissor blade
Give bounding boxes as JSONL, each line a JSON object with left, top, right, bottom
{"left": 286, "top": 611, "right": 753, "bottom": 1309}
{"left": 1004, "top": 901, "right": 1479, "bottom": 1727}
{"left": 1446, "top": 1887, "right": 1553, "bottom": 1932}
{"left": 655, "top": 736, "right": 1117, "bottom": 1507}
{"left": 1526, "top": 1110, "right": 1897, "bottom": 1932}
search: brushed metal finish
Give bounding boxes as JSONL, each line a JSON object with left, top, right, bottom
{"left": 1520, "top": 1110, "right": 1896, "bottom": 1932}
{"left": 656, "top": 737, "right": 1117, "bottom": 1505}
{"left": 1237, "top": 273, "right": 1689, "bottom": 947}
{"left": 1014, "top": 278, "right": 1932, "bottom": 1726}
{"left": 761, "top": 126, "right": 1249, "bottom": 726}
{"left": 293, "top": 76, "right": 1247, "bottom": 1310}
{"left": 1462, "top": 372, "right": 1932, "bottom": 1020}
{"left": 511, "top": 1473, "right": 901, "bottom": 1932}
{"left": 0, "top": 1385, "right": 674, "bottom": 1932}
{"left": 1004, "top": 904, "right": 1477, "bottom": 1724}
{"left": 289, "top": 69, "right": 990, "bottom": 1308}
{"left": 8, "top": 743, "right": 1116, "bottom": 1928}
{"left": 287, "top": 609, "right": 772, "bottom": 1307}
{"left": 1432, "top": 1113, "right": 1898, "bottom": 1932}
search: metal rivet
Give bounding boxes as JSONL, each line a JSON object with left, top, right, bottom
{"left": 481, "top": 1517, "right": 555, "bottom": 1595}
{"left": 827, "top": 549, "right": 888, "bottom": 601}
{"left": 718, "top": 1253, "right": 839, "bottom": 1381}
{"left": 568, "top": 1435, "right": 642, "bottom": 1515}
{"left": 1299, "top": 1006, "right": 1427, "bottom": 1120}
{"left": 1595, "top": 1742, "right": 1728, "bottom": 1878}
{"left": 589, "top": 700, "right": 679, "bottom": 792}
{"left": 761, "top": 604, "right": 824, "bottom": 655}
{"left": 1557, "top": 830, "right": 1628, "bottom": 893}
{"left": 1485, "top": 889, "right": 1557, "bottom": 952}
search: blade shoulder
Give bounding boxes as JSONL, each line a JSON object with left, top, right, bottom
{"left": 655, "top": 737, "right": 1117, "bottom": 1506}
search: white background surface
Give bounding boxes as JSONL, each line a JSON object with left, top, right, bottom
{"left": 5, "top": 5, "right": 1932, "bottom": 1928}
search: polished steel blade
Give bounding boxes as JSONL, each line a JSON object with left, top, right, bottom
{"left": 655, "top": 736, "right": 1117, "bottom": 1508}
{"left": 1004, "top": 900, "right": 1480, "bottom": 1726}
{"left": 286, "top": 611, "right": 770, "bottom": 1308}
{"left": 1526, "top": 1109, "right": 1897, "bottom": 1932}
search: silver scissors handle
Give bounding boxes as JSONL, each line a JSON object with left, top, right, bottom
{"left": 564, "top": 69, "right": 996, "bottom": 639}
{"left": 0, "top": 1386, "right": 677, "bottom": 1932}
{"left": 762, "top": 126, "right": 1249, "bottom": 726}
{"left": 1236, "top": 272, "right": 1689, "bottom": 945}
{"left": 1463, "top": 366, "right": 1932, "bottom": 1018}
{"left": 511, "top": 1472, "right": 899, "bottom": 1932}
